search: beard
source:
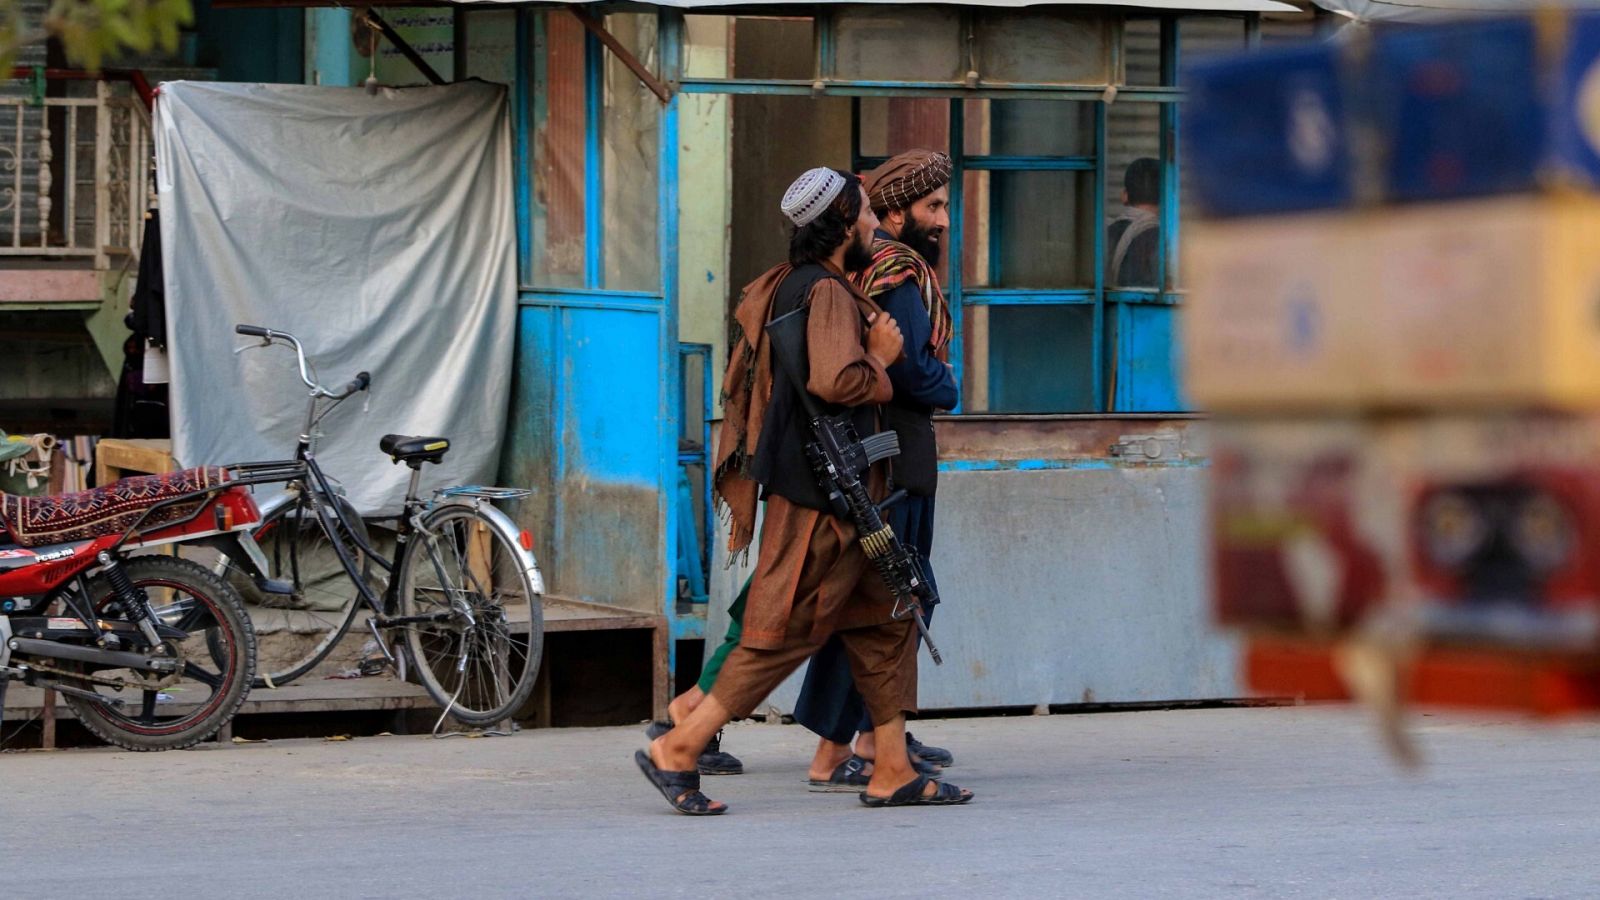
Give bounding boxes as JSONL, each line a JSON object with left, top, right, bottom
{"left": 897, "top": 215, "right": 942, "bottom": 268}
{"left": 843, "top": 229, "right": 876, "bottom": 274}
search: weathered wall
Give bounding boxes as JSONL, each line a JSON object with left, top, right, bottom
{"left": 707, "top": 418, "right": 1242, "bottom": 713}
{"left": 677, "top": 17, "right": 732, "bottom": 392}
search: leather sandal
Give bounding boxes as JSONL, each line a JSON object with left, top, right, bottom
{"left": 808, "top": 754, "right": 872, "bottom": 793}
{"left": 859, "top": 775, "right": 973, "bottom": 808}
{"left": 634, "top": 749, "right": 727, "bottom": 816}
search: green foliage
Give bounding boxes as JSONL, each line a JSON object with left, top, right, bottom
{"left": 0, "top": 0, "right": 194, "bottom": 72}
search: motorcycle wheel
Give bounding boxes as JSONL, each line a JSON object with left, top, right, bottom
{"left": 62, "top": 556, "right": 256, "bottom": 752}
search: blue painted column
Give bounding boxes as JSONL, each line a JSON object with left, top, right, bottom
{"left": 309, "top": 8, "right": 355, "bottom": 87}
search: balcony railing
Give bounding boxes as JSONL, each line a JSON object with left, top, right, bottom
{"left": 0, "top": 69, "right": 153, "bottom": 268}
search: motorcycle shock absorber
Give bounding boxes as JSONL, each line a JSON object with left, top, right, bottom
{"left": 97, "top": 552, "right": 163, "bottom": 647}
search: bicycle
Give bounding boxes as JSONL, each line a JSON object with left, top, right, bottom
{"left": 220, "top": 324, "right": 545, "bottom": 728}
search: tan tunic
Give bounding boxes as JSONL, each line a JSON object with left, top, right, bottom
{"left": 739, "top": 269, "right": 897, "bottom": 650}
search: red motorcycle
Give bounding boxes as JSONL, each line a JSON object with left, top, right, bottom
{"left": 0, "top": 464, "right": 277, "bottom": 750}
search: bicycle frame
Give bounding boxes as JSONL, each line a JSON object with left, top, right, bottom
{"left": 233, "top": 324, "right": 542, "bottom": 673}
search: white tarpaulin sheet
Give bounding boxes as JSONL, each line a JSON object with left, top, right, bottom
{"left": 1313, "top": 0, "right": 1600, "bottom": 23}
{"left": 156, "top": 81, "right": 516, "bottom": 515}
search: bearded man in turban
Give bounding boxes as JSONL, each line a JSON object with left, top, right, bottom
{"left": 637, "top": 164, "right": 973, "bottom": 815}
{"left": 793, "top": 149, "right": 962, "bottom": 793}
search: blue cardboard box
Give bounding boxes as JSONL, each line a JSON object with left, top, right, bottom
{"left": 1369, "top": 17, "right": 1599, "bottom": 202}
{"left": 1183, "top": 42, "right": 1356, "bottom": 217}
{"left": 1184, "top": 14, "right": 1600, "bottom": 216}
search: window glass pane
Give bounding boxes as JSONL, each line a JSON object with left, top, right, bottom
{"left": 856, "top": 97, "right": 949, "bottom": 160}
{"left": 1181, "top": 15, "right": 1249, "bottom": 61}
{"left": 964, "top": 171, "right": 1096, "bottom": 289}
{"left": 964, "top": 306, "right": 1098, "bottom": 413}
{"left": 1261, "top": 10, "right": 1323, "bottom": 45}
{"left": 976, "top": 12, "right": 1117, "bottom": 85}
{"left": 1123, "top": 17, "right": 1162, "bottom": 87}
{"left": 732, "top": 16, "right": 814, "bottom": 80}
{"left": 966, "top": 99, "right": 1095, "bottom": 158}
{"left": 728, "top": 93, "right": 855, "bottom": 297}
{"left": 1107, "top": 103, "right": 1163, "bottom": 289}
{"left": 602, "top": 12, "right": 660, "bottom": 292}
{"left": 959, "top": 169, "right": 993, "bottom": 288}
{"left": 460, "top": 10, "right": 516, "bottom": 85}
{"left": 529, "top": 10, "right": 586, "bottom": 288}
{"left": 834, "top": 7, "right": 964, "bottom": 83}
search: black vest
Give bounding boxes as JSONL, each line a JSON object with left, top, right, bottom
{"left": 749, "top": 265, "right": 881, "bottom": 513}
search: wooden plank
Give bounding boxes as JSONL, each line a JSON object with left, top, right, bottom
{"left": 5, "top": 676, "right": 435, "bottom": 719}
{"left": 95, "top": 437, "right": 174, "bottom": 486}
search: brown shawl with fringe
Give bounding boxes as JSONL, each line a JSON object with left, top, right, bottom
{"left": 714, "top": 262, "right": 891, "bottom": 557}
{"left": 713, "top": 264, "right": 791, "bottom": 557}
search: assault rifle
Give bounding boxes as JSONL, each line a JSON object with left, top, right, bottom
{"left": 765, "top": 307, "right": 943, "bottom": 665}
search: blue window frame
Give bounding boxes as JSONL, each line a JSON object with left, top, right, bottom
{"left": 846, "top": 18, "right": 1193, "bottom": 414}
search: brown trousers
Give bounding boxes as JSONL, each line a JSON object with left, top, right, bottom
{"left": 710, "top": 593, "right": 917, "bottom": 728}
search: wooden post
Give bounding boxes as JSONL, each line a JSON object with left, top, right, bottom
{"left": 529, "top": 644, "right": 554, "bottom": 729}
{"left": 41, "top": 688, "right": 56, "bottom": 750}
{"left": 651, "top": 620, "right": 670, "bottom": 722}
{"left": 466, "top": 519, "right": 494, "bottom": 592}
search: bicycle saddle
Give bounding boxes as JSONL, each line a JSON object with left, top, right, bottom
{"left": 380, "top": 434, "right": 450, "bottom": 468}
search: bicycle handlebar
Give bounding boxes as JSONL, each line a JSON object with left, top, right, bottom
{"left": 235, "top": 323, "right": 371, "bottom": 398}
{"left": 342, "top": 372, "right": 372, "bottom": 397}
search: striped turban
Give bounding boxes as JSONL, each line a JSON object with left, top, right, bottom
{"left": 863, "top": 149, "right": 953, "bottom": 214}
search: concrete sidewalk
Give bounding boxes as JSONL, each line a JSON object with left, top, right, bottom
{"left": 4, "top": 705, "right": 1596, "bottom": 898}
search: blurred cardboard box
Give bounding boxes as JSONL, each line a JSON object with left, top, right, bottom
{"left": 1372, "top": 15, "right": 1600, "bottom": 202}
{"left": 1188, "top": 195, "right": 1600, "bottom": 410}
{"left": 1212, "top": 414, "right": 1600, "bottom": 653}
{"left": 1185, "top": 211, "right": 1371, "bottom": 410}
{"left": 1184, "top": 41, "right": 1358, "bottom": 218}
{"left": 1210, "top": 418, "right": 1395, "bottom": 636}
{"left": 1372, "top": 195, "right": 1600, "bottom": 408}
{"left": 1183, "top": 13, "right": 1600, "bottom": 218}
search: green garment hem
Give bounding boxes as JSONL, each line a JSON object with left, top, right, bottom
{"left": 695, "top": 575, "right": 750, "bottom": 694}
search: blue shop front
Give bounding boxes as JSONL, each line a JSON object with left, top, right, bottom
{"left": 435, "top": 0, "right": 1318, "bottom": 714}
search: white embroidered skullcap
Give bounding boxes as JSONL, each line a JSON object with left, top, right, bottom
{"left": 781, "top": 167, "right": 846, "bottom": 227}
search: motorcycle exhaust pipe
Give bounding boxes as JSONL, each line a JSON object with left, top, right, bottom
{"left": 7, "top": 638, "right": 179, "bottom": 674}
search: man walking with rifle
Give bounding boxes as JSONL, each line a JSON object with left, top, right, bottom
{"left": 796, "top": 149, "right": 959, "bottom": 791}
{"left": 634, "top": 165, "right": 974, "bottom": 815}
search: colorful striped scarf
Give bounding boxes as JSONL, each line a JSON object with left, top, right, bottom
{"left": 852, "top": 238, "right": 951, "bottom": 363}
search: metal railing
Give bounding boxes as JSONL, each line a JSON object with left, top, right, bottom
{"left": 0, "top": 69, "right": 153, "bottom": 267}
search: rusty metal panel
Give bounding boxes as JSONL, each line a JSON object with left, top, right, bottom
{"left": 500, "top": 306, "right": 559, "bottom": 583}
{"left": 709, "top": 418, "right": 1240, "bottom": 711}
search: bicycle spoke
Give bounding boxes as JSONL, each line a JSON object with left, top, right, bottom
{"left": 400, "top": 507, "right": 541, "bottom": 725}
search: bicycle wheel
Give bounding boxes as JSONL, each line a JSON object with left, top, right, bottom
{"left": 225, "top": 488, "right": 373, "bottom": 688}
{"left": 397, "top": 502, "right": 543, "bottom": 727}
{"left": 63, "top": 557, "right": 256, "bottom": 751}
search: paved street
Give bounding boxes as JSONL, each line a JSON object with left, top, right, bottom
{"left": 5, "top": 705, "right": 1598, "bottom": 898}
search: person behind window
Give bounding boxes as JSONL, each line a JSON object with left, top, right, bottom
{"left": 1107, "top": 157, "right": 1161, "bottom": 288}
